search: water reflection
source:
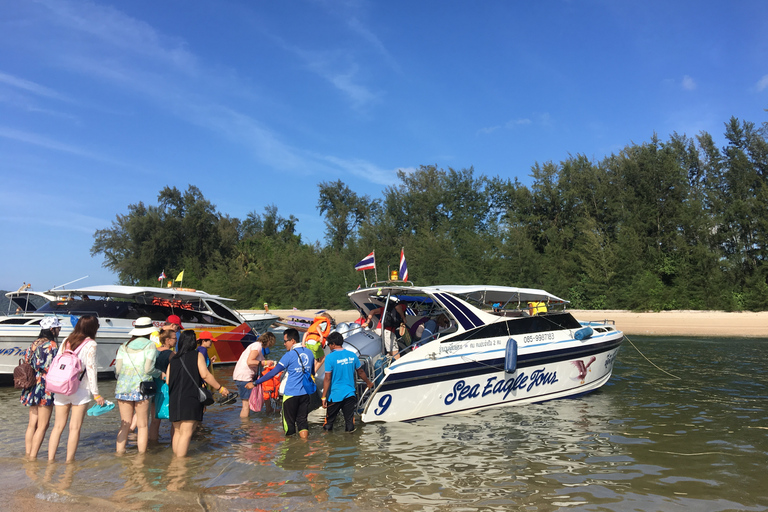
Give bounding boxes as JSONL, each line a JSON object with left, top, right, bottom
{"left": 0, "top": 337, "right": 766, "bottom": 511}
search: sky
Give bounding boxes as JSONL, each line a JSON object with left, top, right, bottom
{"left": 1, "top": 0, "right": 767, "bottom": 293}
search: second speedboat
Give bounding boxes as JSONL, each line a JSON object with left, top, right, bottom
{"left": 0, "top": 285, "right": 259, "bottom": 377}
{"left": 334, "top": 284, "right": 623, "bottom": 423}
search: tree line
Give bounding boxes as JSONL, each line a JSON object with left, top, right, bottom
{"left": 91, "top": 115, "right": 768, "bottom": 311}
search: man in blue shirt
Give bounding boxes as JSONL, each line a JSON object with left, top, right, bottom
{"left": 254, "top": 328, "right": 315, "bottom": 438}
{"left": 321, "top": 332, "right": 374, "bottom": 432}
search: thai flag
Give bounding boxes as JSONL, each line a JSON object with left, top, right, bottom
{"left": 399, "top": 248, "right": 408, "bottom": 281}
{"left": 355, "top": 251, "right": 376, "bottom": 271}
{"left": 158, "top": 271, "right": 166, "bottom": 281}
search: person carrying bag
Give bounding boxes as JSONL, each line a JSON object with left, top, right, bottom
{"left": 114, "top": 317, "right": 160, "bottom": 455}
{"left": 167, "top": 330, "right": 230, "bottom": 457}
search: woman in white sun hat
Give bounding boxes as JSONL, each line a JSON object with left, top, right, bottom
{"left": 114, "top": 317, "right": 160, "bottom": 454}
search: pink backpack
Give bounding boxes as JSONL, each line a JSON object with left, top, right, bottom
{"left": 45, "top": 340, "right": 86, "bottom": 395}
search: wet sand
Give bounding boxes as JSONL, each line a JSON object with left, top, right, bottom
{"left": 254, "top": 309, "right": 768, "bottom": 338}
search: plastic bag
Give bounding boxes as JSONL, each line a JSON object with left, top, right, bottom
{"left": 249, "top": 383, "right": 264, "bottom": 412}
{"left": 155, "top": 382, "right": 170, "bottom": 419}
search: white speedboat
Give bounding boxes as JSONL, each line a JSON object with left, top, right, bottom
{"left": 238, "top": 311, "right": 280, "bottom": 333}
{"left": 0, "top": 285, "right": 259, "bottom": 378}
{"left": 334, "top": 284, "right": 623, "bottom": 423}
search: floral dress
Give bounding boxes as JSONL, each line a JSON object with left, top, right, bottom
{"left": 19, "top": 337, "right": 58, "bottom": 407}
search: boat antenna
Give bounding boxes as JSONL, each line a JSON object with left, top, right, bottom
{"left": 51, "top": 275, "right": 89, "bottom": 291}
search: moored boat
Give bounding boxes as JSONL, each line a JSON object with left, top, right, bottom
{"left": 333, "top": 284, "right": 623, "bottom": 423}
{"left": 238, "top": 311, "right": 280, "bottom": 333}
{"left": 0, "top": 285, "right": 258, "bottom": 379}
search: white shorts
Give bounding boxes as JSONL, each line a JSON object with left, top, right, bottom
{"left": 382, "top": 329, "right": 398, "bottom": 353}
{"left": 53, "top": 383, "right": 92, "bottom": 406}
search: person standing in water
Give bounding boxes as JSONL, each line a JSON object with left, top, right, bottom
{"left": 20, "top": 316, "right": 61, "bottom": 459}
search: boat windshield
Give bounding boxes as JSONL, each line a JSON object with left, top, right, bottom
{"left": 36, "top": 297, "right": 238, "bottom": 326}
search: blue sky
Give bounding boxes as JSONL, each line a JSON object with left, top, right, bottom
{"left": 1, "top": 0, "right": 767, "bottom": 292}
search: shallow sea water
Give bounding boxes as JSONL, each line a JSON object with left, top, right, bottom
{"left": 0, "top": 336, "right": 766, "bottom": 511}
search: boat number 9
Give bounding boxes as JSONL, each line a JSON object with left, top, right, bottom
{"left": 374, "top": 394, "right": 392, "bottom": 416}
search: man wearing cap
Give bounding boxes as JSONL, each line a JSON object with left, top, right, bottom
{"left": 150, "top": 314, "right": 183, "bottom": 349}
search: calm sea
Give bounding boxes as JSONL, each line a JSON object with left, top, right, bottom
{"left": 0, "top": 336, "right": 765, "bottom": 511}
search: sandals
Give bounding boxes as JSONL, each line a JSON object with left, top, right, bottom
{"left": 87, "top": 400, "right": 115, "bottom": 417}
{"left": 216, "top": 391, "right": 239, "bottom": 405}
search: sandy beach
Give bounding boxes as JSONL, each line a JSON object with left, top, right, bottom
{"left": 256, "top": 309, "right": 768, "bottom": 338}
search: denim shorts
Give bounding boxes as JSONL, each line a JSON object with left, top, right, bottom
{"left": 235, "top": 380, "right": 252, "bottom": 400}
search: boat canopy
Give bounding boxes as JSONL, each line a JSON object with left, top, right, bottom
{"left": 348, "top": 285, "right": 567, "bottom": 310}
{"left": 40, "top": 285, "right": 236, "bottom": 302}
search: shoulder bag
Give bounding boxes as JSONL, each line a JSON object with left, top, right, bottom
{"left": 123, "top": 340, "right": 157, "bottom": 397}
{"left": 178, "top": 354, "right": 214, "bottom": 406}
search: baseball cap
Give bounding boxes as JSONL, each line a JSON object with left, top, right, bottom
{"left": 166, "top": 314, "right": 183, "bottom": 329}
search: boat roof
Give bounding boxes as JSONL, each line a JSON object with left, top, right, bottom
{"left": 348, "top": 284, "right": 567, "bottom": 307}
{"left": 7, "top": 285, "right": 235, "bottom": 302}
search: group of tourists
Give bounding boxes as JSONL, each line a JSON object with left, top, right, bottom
{"left": 233, "top": 325, "right": 373, "bottom": 439}
{"left": 18, "top": 314, "right": 232, "bottom": 460}
{"left": 18, "top": 312, "right": 375, "bottom": 461}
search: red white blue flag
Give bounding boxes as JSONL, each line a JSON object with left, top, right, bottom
{"left": 399, "top": 248, "right": 408, "bottom": 281}
{"left": 355, "top": 251, "right": 376, "bottom": 271}
{"left": 158, "top": 271, "right": 166, "bottom": 282}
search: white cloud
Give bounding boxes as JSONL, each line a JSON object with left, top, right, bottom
{"left": 316, "top": 155, "right": 401, "bottom": 186}
{"left": 682, "top": 75, "right": 697, "bottom": 91}
{"left": 37, "top": 0, "right": 198, "bottom": 74}
{"left": 0, "top": 125, "right": 124, "bottom": 166}
{"left": 0, "top": 72, "right": 72, "bottom": 102}
{"left": 756, "top": 75, "right": 768, "bottom": 92}
{"left": 505, "top": 118, "right": 532, "bottom": 128}
{"left": 478, "top": 116, "right": 535, "bottom": 136}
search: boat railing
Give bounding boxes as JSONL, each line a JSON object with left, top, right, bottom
{"left": 580, "top": 319, "right": 616, "bottom": 326}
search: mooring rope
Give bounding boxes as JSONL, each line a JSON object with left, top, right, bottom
{"left": 625, "top": 334, "right": 681, "bottom": 380}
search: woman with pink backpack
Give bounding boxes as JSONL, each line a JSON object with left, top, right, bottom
{"left": 47, "top": 315, "right": 105, "bottom": 462}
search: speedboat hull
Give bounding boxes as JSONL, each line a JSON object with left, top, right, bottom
{"left": 361, "top": 331, "right": 621, "bottom": 422}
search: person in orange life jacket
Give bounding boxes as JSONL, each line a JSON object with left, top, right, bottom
{"left": 367, "top": 301, "right": 407, "bottom": 359}
{"left": 253, "top": 328, "right": 315, "bottom": 438}
{"left": 302, "top": 313, "right": 333, "bottom": 373}
{"left": 322, "top": 332, "right": 373, "bottom": 432}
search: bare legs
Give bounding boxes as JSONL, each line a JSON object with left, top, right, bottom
{"left": 25, "top": 404, "right": 53, "bottom": 459}
{"left": 171, "top": 420, "right": 198, "bottom": 457}
{"left": 48, "top": 403, "right": 88, "bottom": 462}
{"left": 240, "top": 399, "right": 251, "bottom": 418}
{"left": 116, "top": 399, "right": 150, "bottom": 454}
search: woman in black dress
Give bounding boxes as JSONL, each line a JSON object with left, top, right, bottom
{"left": 167, "top": 330, "right": 230, "bottom": 457}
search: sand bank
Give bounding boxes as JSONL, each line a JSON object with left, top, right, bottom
{"left": 256, "top": 309, "right": 768, "bottom": 338}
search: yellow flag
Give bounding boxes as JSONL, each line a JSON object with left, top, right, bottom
{"left": 175, "top": 270, "right": 184, "bottom": 282}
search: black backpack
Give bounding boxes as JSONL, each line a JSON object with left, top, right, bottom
{"left": 382, "top": 308, "right": 402, "bottom": 329}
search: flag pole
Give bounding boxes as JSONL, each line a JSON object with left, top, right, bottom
{"left": 373, "top": 250, "right": 378, "bottom": 283}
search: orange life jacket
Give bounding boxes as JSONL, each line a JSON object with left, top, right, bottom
{"left": 261, "top": 365, "right": 282, "bottom": 400}
{"left": 303, "top": 316, "right": 332, "bottom": 348}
